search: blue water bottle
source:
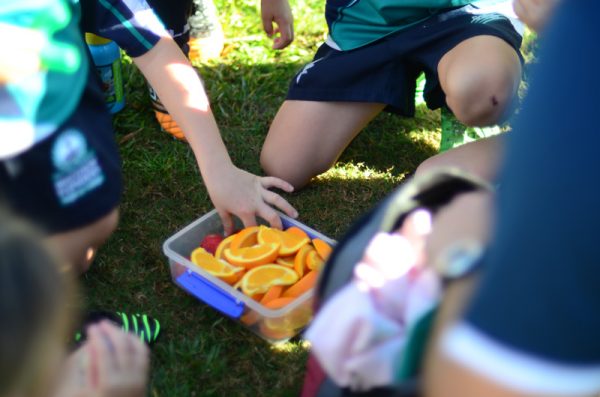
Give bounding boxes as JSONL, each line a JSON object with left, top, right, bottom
{"left": 85, "top": 33, "right": 125, "bottom": 114}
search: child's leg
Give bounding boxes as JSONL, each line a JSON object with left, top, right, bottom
{"left": 415, "top": 135, "right": 506, "bottom": 182}
{"left": 437, "top": 35, "right": 522, "bottom": 127}
{"left": 261, "top": 100, "right": 385, "bottom": 189}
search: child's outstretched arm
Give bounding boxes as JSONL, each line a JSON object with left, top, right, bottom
{"left": 133, "top": 36, "right": 298, "bottom": 234}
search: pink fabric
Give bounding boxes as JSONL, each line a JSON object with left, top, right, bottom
{"left": 300, "top": 355, "right": 328, "bottom": 397}
{"left": 305, "top": 232, "right": 441, "bottom": 391}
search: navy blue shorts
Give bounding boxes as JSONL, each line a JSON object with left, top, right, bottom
{"left": 0, "top": 71, "right": 122, "bottom": 234}
{"left": 288, "top": 5, "right": 524, "bottom": 116}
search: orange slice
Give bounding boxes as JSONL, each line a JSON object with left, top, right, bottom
{"left": 230, "top": 226, "right": 260, "bottom": 251}
{"left": 215, "top": 234, "right": 235, "bottom": 260}
{"left": 279, "top": 229, "right": 310, "bottom": 256}
{"left": 286, "top": 226, "right": 309, "bottom": 240}
{"left": 257, "top": 226, "right": 282, "bottom": 246}
{"left": 294, "top": 245, "right": 313, "bottom": 278}
{"left": 276, "top": 256, "right": 295, "bottom": 268}
{"left": 264, "top": 297, "right": 295, "bottom": 309}
{"left": 241, "top": 287, "right": 284, "bottom": 326}
{"left": 260, "top": 285, "right": 284, "bottom": 305}
{"left": 283, "top": 271, "right": 318, "bottom": 298}
{"left": 224, "top": 243, "right": 280, "bottom": 269}
{"left": 251, "top": 293, "right": 265, "bottom": 302}
{"left": 258, "top": 226, "right": 309, "bottom": 256}
{"left": 190, "top": 247, "right": 244, "bottom": 284}
{"left": 240, "top": 265, "right": 299, "bottom": 296}
{"left": 312, "top": 238, "right": 332, "bottom": 261}
{"left": 306, "top": 250, "right": 324, "bottom": 271}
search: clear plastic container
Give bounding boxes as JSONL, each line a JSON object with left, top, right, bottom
{"left": 162, "top": 210, "right": 336, "bottom": 343}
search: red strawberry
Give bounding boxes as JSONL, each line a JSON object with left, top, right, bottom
{"left": 200, "top": 234, "right": 224, "bottom": 255}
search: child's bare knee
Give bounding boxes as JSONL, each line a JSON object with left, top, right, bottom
{"left": 445, "top": 73, "right": 515, "bottom": 126}
{"left": 260, "top": 146, "right": 285, "bottom": 179}
{"left": 261, "top": 148, "right": 304, "bottom": 189}
{"left": 261, "top": 147, "right": 327, "bottom": 189}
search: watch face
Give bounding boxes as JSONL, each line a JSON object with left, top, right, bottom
{"left": 436, "top": 243, "right": 484, "bottom": 279}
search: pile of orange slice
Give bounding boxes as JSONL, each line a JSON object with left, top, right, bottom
{"left": 189, "top": 224, "right": 333, "bottom": 338}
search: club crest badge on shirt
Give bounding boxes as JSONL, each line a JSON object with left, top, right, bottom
{"left": 51, "top": 129, "right": 105, "bottom": 206}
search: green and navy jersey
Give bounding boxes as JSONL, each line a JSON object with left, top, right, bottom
{"left": 325, "top": 0, "right": 473, "bottom": 50}
{"left": 324, "top": 0, "right": 518, "bottom": 51}
{"left": 80, "top": 0, "right": 167, "bottom": 57}
{"left": 0, "top": 0, "right": 165, "bottom": 159}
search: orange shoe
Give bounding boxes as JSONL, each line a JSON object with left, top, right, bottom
{"left": 148, "top": 83, "right": 186, "bottom": 141}
{"left": 187, "top": 0, "right": 225, "bottom": 63}
{"left": 154, "top": 110, "right": 186, "bottom": 141}
{"left": 188, "top": 33, "right": 224, "bottom": 63}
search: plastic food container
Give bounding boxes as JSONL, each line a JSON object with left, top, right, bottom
{"left": 162, "top": 210, "right": 336, "bottom": 343}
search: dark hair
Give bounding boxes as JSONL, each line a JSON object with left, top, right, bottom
{"left": 0, "top": 216, "right": 74, "bottom": 396}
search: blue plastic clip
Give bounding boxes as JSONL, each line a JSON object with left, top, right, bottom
{"left": 177, "top": 270, "right": 245, "bottom": 319}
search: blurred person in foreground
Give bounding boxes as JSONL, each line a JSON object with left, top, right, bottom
{"left": 0, "top": 215, "right": 149, "bottom": 397}
{"left": 421, "top": 0, "right": 600, "bottom": 396}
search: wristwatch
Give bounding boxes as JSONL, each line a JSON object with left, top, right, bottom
{"left": 434, "top": 241, "right": 484, "bottom": 281}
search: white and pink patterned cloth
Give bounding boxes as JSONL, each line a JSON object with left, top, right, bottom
{"left": 305, "top": 216, "right": 441, "bottom": 391}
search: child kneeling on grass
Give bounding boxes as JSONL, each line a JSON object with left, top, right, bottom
{"left": 0, "top": 0, "right": 297, "bottom": 275}
{"left": 260, "top": 0, "right": 524, "bottom": 189}
{"left": 0, "top": 215, "right": 150, "bottom": 397}
{"left": 414, "top": 0, "right": 561, "bottom": 183}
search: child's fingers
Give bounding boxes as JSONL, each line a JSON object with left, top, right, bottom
{"left": 257, "top": 204, "right": 284, "bottom": 230}
{"left": 121, "top": 331, "right": 150, "bottom": 375}
{"left": 273, "top": 20, "right": 293, "bottom": 49}
{"left": 262, "top": 15, "right": 274, "bottom": 37}
{"left": 271, "top": 27, "right": 283, "bottom": 49}
{"left": 129, "top": 333, "right": 150, "bottom": 371}
{"left": 218, "top": 210, "right": 235, "bottom": 236}
{"left": 100, "top": 322, "right": 130, "bottom": 369}
{"left": 262, "top": 189, "right": 298, "bottom": 219}
{"left": 86, "top": 325, "right": 104, "bottom": 389}
{"left": 260, "top": 176, "right": 294, "bottom": 193}
{"left": 237, "top": 211, "right": 258, "bottom": 230}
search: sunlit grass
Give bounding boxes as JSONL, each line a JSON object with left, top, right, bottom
{"left": 318, "top": 162, "right": 406, "bottom": 184}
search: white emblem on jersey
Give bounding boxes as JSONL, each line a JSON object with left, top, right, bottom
{"left": 296, "top": 58, "right": 323, "bottom": 84}
{"left": 52, "top": 129, "right": 87, "bottom": 172}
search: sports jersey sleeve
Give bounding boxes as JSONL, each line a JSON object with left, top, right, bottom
{"left": 440, "top": 0, "right": 600, "bottom": 394}
{"left": 80, "top": 0, "right": 168, "bottom": 57}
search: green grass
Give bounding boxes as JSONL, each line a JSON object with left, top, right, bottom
{"left": 83, "top": 1, "right": 531, "bottom": 395}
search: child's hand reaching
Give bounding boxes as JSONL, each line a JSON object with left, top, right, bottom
{"left": 205, "top": 164, "right": 298, "bottom": 235}
{"left": 261, "top": 0, "right": 294, "bottom": 49}
{"left": 133, "top": 37, "right": 298, "bottom": 233}
{"left": 55, "top": 322, "right": 149, "bottom": 397}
